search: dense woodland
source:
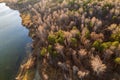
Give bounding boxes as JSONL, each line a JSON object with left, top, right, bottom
{"left": 4, "top": 0, "right": 120, "bottom": 80}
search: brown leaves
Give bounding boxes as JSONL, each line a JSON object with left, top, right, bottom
{"left": 91, "top": 56, "right": 107, "bottom": 75}
{"left": 90, "top": 32, "right": 104, "bottom": 41}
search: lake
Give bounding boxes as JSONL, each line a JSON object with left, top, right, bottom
{"left": 0, "top": 3, "right": 32, "bottom": 80}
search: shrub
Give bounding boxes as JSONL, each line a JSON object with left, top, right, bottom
{"left": 48, "top": 33, "right": 56, "bottom": 44}
{"left": 56, "top": 37, "right": 64, "bottom": 44}
{"left": 92, "top": 40, "right": 101, "bottom": 50}
{"left": 48, "top": 45, "right": 58, "bottom": 57}
{"left": 100, "top": 41, "right": 119, "bottom": 51}
{"left": 103, "top": 3, "right": 113, "bottom": 9}
{"left": 100, "top": 42, "right": 111, "bottom": 51}
{"left": 71, "top": 38, "right": 77, "bottom": 47}
{"left": 71, "top": 38, "right": 77, "bottom": 43}
{"left": 89, "top": 21, "right": 93, "bottom": 27}
{"left": 72, "top": 26, "right": 77, "bottom": 30}
{"left": 77, "top": 32, "right": 81, "bottom": 37}
{"left": 40, "top": 47, "right": 47, "bottom": 56}
{"left": 52, "top": 51, "right": 58, "bottom": 57}
{"left": 68, "top": 0, "right": 76, "bottom": 6}
{"left": 114, "top": 57, "right": 120, "bottom": 64}
{"left": 112, "top": 16, "right": 117, "bottom": 20}
{"left": 112, "top": 41, "right": 119, "bottom": 47}
{"left": 85, "top": 28, "right": 90, "bottom": 38}
{"left": 83, "top": 0, "right": 92, "bottom": 7}
{"left": 18, "top": 0, "right": 24, "bottom": 4}
{"left": 56, "top": 30, "right": 65, "bottom": 44}
{"left": 72, "top": 26, "right": 81, "bottom": 37}
{"left": 111, "top": 33, "right": 120, "bottom": 41}
{"left": 102, "top": 3, "right": 113, "bottom": 16}
{"left": 56, "top": 30, "right": 64, "bottom": 37}
{"left": 48, "top": 45, "right": 53, "bottom": 54}
{"left": 57, "top": 0, "right": 63, "bottom": 3}
{"left": 48, "top": 30, "right": 65, "bottom": 44}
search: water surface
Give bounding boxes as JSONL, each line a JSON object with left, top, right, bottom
{"left": 0, "top": 3, "right": 32, "bottom": 80}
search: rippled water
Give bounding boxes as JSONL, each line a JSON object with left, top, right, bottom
{"left": 0, "top": 3, "right": 32, "bottom": 80}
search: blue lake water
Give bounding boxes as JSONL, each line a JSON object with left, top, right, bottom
{"left": 0, "top": 3, "right": 32, "bottom": 80}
